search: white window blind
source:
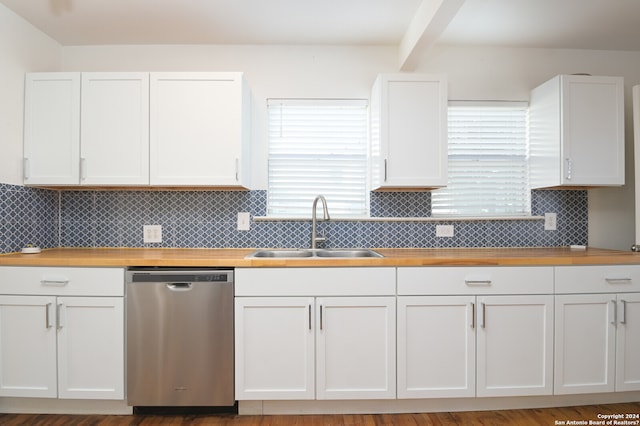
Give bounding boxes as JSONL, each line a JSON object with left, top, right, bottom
{"left": 432, "top": 102, "right": 530, "bottom": 217}
{"left": 267, "top": 99, "right": 369, "bottom": 218}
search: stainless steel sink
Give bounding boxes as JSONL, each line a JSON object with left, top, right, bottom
{"left": 247, "top": 248, "right": 383, "bottom": 259}
{"left": 248, "top": 249, "right": 314, "bottom": 258}
{"left": 313, "top": 249, "right": 383, "bottom": 258}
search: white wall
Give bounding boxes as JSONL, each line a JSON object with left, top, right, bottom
{"left": 0, "top": 4, "right": 61, "bottom": 185}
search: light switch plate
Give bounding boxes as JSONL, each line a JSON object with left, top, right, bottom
{"left": 544, "top": 213, "right": 557, "bottom": 231}
{"left": 436, "top": 224, "right": 454, "bottom": 238}
{"left": 237, "top": 212, "right": 251, "bottom": 231}
{"left": 143, "top": 224, "right": 162, "bottom": 243}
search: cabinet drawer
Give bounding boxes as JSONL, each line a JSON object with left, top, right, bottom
{"left": 555, "top": 265, "right": 640, "bottom": 294}
{"left": 0, "top": 267, "right": 124, "bottom": 296}
{"left": 397, "top": 267, "right": 553, "bottom": 295}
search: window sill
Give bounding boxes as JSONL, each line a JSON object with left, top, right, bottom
{"left": 254, "top": 216, "right": 545, "bottom": 222}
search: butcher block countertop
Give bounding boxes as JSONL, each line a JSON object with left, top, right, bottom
{"left": 0, "top": 247, "right": 639, "bottom": 267}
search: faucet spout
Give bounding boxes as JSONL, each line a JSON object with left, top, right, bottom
{"left": 311, "top": 195, "right": 330, "bottom": 249}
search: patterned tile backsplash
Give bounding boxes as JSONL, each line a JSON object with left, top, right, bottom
{"left": 0, "top": 183, "right": 588, "bottom": 253}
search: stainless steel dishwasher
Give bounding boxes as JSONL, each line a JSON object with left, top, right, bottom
{"left": 126, "top": 268, "right": 234, "bottom": 408}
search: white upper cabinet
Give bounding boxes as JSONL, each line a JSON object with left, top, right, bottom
{"left": 80, "top": 73, "right": 150, "bottom": 185}
{"left": 530, "top": 75, "right": 625, "bottom": 188}
{"left": 24, "top": 73, "right": 80, "bottom": 185}
{"left": 370, "top": 74, "right": 448, "bottom": 190}
{"left": 24, "top": 71, "right": 251, "bottom": 188}
{"left": 150, "top": 72, "right": 251, "bottom": 188}
{"left": 24, "top": 72, "right": 149, "bottom": 186}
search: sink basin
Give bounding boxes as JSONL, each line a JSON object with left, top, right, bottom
{"left": 247, "top": 248, "right": 383, "bottom": 259}
{"left": 313, "top": 249, "right": 383, "bottom": 258}
{"left": 248, "top": 249, "right": 314, "bottom": 258}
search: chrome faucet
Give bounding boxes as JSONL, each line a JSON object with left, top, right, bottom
{"left": 311, "top": 195, "right": 330, "bottom": 249}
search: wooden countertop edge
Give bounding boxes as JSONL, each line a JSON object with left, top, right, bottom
{"left": 1, "top": 247, "right": 640, "bottom": 267}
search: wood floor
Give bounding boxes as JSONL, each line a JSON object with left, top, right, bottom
{"left": 0, "top": 402, "right": 639, "bottom": 425}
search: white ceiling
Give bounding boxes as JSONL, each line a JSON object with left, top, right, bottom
{"left": 2, "top": 0, "right": 640, "bottom": 52}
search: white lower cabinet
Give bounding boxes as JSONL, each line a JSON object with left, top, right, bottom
{"left": 555, "top": 265, "right": 640, "bottom": 394}
{"left": 476, "top": 294, "right": 553, "bottom": 397}
{"left": 0, "top": 267, "right": 125, "bottom": 400}
{"left": 235, "top": 296, "right": 396, "bottom": 400}
{"left": 234, "top": 297, "right": 315, "bottom": 400}
{"left": 397, "top": 296, "right": 475, "bottom": 398}
{"left": 315, "top": 297, "right": 396, "bottom": 400}
{"left": 397, "top": 267, "right": 554, "bottom": 399}
{"left": 234, "top": 267, "right": 396, "bottom": 401}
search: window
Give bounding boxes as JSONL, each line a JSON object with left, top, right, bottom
{"left": 267, "top": 99, "right": 369, "bottom": 218}
{"left": 432, "top": 102, "right": 530, "bottom": 217}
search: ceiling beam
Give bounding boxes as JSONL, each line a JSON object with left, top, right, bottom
{"left": 398, "top": 0, "right": 466, "bottom": 71}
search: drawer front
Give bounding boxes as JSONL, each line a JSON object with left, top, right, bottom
{"left": 0, "top": 266, "right": 124, "bottom": 296}
{"left": 235, "top": 267, "right": 396, "bottom": 296}
{"left": 397, "top": 266, "right": 553, "bottom": 295}
{"left": 555, "top": 265, "right": 640, "bottom": 294}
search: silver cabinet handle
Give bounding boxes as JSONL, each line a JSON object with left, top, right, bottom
{"left": 610, "top": 299, "right": 617, "bottom": 325}
{"left": 605, "top": 278, "right": 632, "bottom": 284}
{"left": 481, "top": 303, "right": 486, "bottom": 329}
{"left": 235, "top": 158, "right": 240, "bottom": 182}
{"left": 56, "top": 304, "right": 63, "bottom": 329}
{"left": 23, "top": 158, "right": 30, "bottom": 180}
{"left": 565, "top": 158, "right": 572, "bottom": 180}
{"left": 465, "top": 280, "right": 492, "bottom": 286}
{"left": 319, "top": 304, "right": 324, "bottom": 331}
{"left": 470, "top": 302, "right": 475, "bottom": 329}
{"left": 80, "top": 157, "right": 87, "bottom": 181}
{"left": 308, "top": 304, "right": 312, "bottom": 330}
{"left": 383, "top": 159, "right": 388, "bottom": 182}
{"left": 45, "top": 302, "right": 52, "bottom": 329}
{"left": 620, "top": 300, "right": 627, "bottom": 325}
{"left": 40, "top": 279, "right": 69, "bottom": 286}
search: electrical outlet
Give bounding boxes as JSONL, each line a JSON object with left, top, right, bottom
{"left": 544, "top": 213, "right": 557, "bottom": 231}
{"left": 143, "top": 224, "right": 162, "bottom": 243}
{"left": 436, "top": 224, "right": 455, "bottom": 238}
{"left": 237, "top": 212, "right": 250, "bottom": 231}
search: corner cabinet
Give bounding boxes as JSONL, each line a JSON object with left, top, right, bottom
{"left": 234, "top": 268, "right": 396, "bottom": 401}
{"left": 370, "top": 74, "right": 448, "bottom": 190}
{"left": 0, "top": 267, "right": 124, "bottom": 400}
{"left": 150, "top": 72, "right": 251, "bottom": 187}
{"left": 530, "top": 75, "right": 624, "bottom": 188}
{"left": 554, "top": 265, "right": 640, "bottom": 394}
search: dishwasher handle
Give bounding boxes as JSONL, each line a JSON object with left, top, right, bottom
{"left": 166, "top": 282, "right": 193, "bottom": 291}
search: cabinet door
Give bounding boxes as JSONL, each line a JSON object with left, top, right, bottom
{"left": 23, "top": 73, "right": 80, "bottom": 185}
{"left": 561, "top": 75, "right": 624, "bottom": 186}
{"left": 477, "top": 295, "right": 553, "bottom": 397}
{"left": 80, "top": 73, "right": 150, "bottom": 185}
{"left": 57, "top": 297, "right": 124, "bottom": 399}
{"left": 235, "top": 297, "right": 315, "bottom": 400}
{"left": 616, "top": 293, "right": 640, "bottom": 391}
{"left": 555, "top": 293, "right": 616, "bottom": 394}
{"left": 316, "top": 297, "right": 396, "bottom": 399}
{"left": 397, "top": 296, "right": 475, "bottom": 398}
{"left": 371, "top": 74, "right": 447, "bottom": 189}
{"left": 0, "top": 295, "right": 57, "bottom": 398}
{"left": 150, "top": 72, "right": 248, "bottom": 186}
